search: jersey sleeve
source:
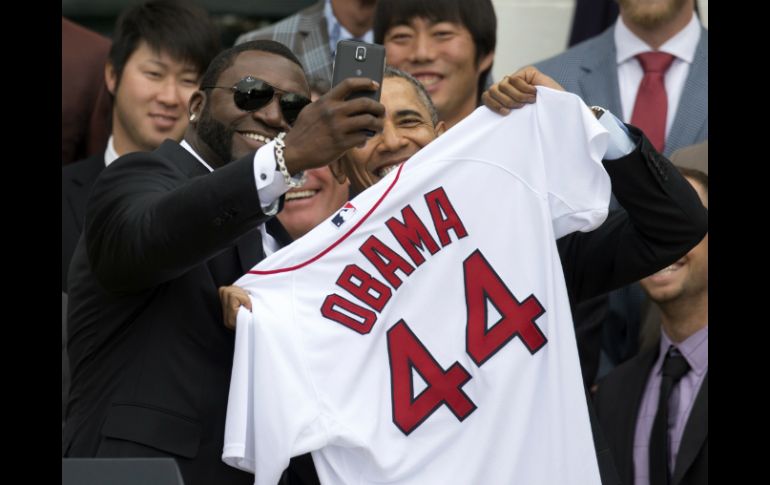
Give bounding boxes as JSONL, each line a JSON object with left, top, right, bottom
{"left": 223, "top": 282, "right": 329, "bottom": 484}
{"left": 534, "top": 87, "right": 612, "bottom": 239}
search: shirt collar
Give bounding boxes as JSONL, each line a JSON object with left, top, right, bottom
{"left": 615, "top": 13, "right": 701, "bottom": 64}
{"left": 657, "top": 324, "right": 708, "bottom": 377}
{"left": 180, "top": 139, "right": 215, "bottom": 172}
{"left": 106, "top": 137, "right": 214, "bottom": 172}
{"left": 104, "top": 135, "right": 119, "bottom": 167}
{"left": 325, "top": 0, "right": 373, "bottom": 55}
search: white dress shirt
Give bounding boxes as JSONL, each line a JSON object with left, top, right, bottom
{"left": 615, "top": 14, "right": 702, "bottom": 137}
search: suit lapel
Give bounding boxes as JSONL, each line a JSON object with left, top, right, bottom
{"left": 235, "top": 217, "right": 293, "bottom": 275}
{"left": 266, "top": 217, "right": 293, "bottom": 248}
{"left": 235, "top": 228, "right": 265, "bottom": 275}
{"left": 155, "top": 140, "right": 210, "bottom": 179}
{"left": 666, "top": 27, "right": 708, "bottom": 155}
{"left": 579, "top": 29, "right": 623, "bottom": 115}
{"left": 671, "top": 372, "right": 708, "bottom": 485}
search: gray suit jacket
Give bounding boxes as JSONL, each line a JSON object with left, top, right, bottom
{"left": 236, "top": 0, "right": 333, "bottom": 87}
{"left": 536, "top": 23, "right": 708, "bottom": 156}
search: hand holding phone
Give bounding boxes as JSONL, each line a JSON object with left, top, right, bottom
{"left": 281, "top": 76, "right": 385, "bottom": 174}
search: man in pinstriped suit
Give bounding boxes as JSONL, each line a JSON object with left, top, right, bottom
{"left": 235, "top": 0, "right": 377, "bottom": 89}
{"left": 532, "top": 0, "right": 707, "bottom": 401}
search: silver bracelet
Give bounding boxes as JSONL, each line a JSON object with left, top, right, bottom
{"left": 274, "top": 132, "right": 306, "bottom": 188}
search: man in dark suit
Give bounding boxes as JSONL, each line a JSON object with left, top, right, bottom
{"left": 62, "top": 0, "right": 221, "bottom": 292}
{"left": 63, "top": 39, "right": 384, "bottom": 485}
{"left": 594, "top": 167, "right": 707, "bottom": 485}
{"left": 61, "top": 1, "right": 221, "bottom": 438}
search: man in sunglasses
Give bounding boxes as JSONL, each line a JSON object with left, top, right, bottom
{"left": 64, "top": 39, "right": 384, "bottom": 485}
{"left": 218, "top": 66, "right": 707, "bottom": 484}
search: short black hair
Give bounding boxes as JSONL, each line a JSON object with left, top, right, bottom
{"left": 384, "top": 66, "right": 438, "bottom": 126}
{"left": 374, "top": 0, "right": 497, "bottom": 103}
{"left": 109, "top": 0, "right": 221, "bottom": 88}
{"left": 198, "top": 40, "right": 305, "bottom": 91}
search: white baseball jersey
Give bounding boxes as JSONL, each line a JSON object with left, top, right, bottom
{"left": 223, "top": 87, "right": 611, "bottom": 485}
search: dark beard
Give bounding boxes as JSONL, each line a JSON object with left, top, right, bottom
{"left": 196, "top": 106, "right": 235, "bottom": 166}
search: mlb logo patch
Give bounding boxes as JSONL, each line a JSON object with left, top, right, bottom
{"left": 331, "top": 202, "right": 357, "bottom": 227}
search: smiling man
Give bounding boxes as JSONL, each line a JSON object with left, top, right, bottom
{"left": 62, "top": 0, "right": 221, "bottom": 292}
{"left": 217, "top": 67, "right": 707, "bottom": 485}
{"left": 594, "top": 167, "right": 708, "bottom": 485}
{"left": 350, "top": 68, "right": 444, "bottom": 180}
{"left": 63, "top": 39, "right": 384, "bottom": 485}
{"left": 220, "top": 67, "right": 440, "bottom": 326}
{"left": 374, "top": 0, "right": 496, "bottom": 129}
{"left": 332, "top": 67, "right": 444, "bottom": 194}
{"left": 277, "top": 167, "right": 351, "bottom": 240}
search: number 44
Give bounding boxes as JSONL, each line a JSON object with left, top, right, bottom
{"left": 386, "top": 249, "right": 547, "bottom": 435}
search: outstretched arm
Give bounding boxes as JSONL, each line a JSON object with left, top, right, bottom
{"left": 558, "top": 126, "right": 708, "bottom": 301}
{"left": 480, "top": 66, "right": 708, "bottom": 300}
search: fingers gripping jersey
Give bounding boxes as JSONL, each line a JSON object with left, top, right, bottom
{"left": 223, "top": 88, "right": 611, "bottom": 485}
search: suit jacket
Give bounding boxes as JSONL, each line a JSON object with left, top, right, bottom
{"left": 557, "top": 125, "right": 707, "bottom": 329}
{"left": 594, "top": 346, "right": 708, "bottom": 485}
{"left": 236, "top": 1, "right": 333, "bottom": 86}
{"left": 62, "top": 154, "right": 105, "bottom": 291}
{"left": 63, "top": 140, "right": 281, "bottom": 485}
{"left": 557, "top": 127, "right": 705, "bottom": 387}
{"left": 62, "top": 154, "right": 105, "bottom": 439}
{"left": 557, "top": 126, "right": 707, "bottom": 485}
{"left": 536, "top": 23, "right": 708, "bottom": 157}
{"left": 62, "top": 18, "right": 112, "bottom": 166}
{"left": 535, "top": 24, "right": 708, "bottom": 388}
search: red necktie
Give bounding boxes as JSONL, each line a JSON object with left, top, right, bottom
{"left": 630, "top": 52, "right": 675, "bottom": 153}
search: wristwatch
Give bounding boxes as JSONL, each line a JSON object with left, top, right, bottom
{"left": 590, "top": 106, "right": 606, "bottom": 120}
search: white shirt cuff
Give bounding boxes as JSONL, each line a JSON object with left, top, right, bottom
{"left": 599, "top": 111, "right": 637, "bottom": 160}
{"left": 253, "top": 140, "right": 290, "bottom": 216}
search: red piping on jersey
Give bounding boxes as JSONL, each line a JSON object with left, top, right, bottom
{"left": 247, "top": 162, "right": 405, "bottom": 275}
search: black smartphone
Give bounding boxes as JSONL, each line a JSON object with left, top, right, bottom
{"left": 332, "top": 40, "right": 386, "bottom": 102}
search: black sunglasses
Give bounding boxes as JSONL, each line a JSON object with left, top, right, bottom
{"left": 201, "top": 76, "right": 311, "bottom": 125}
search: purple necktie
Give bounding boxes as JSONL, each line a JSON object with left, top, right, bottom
{"left": 649, "top": 347, "right": 690, "bottom": 485}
